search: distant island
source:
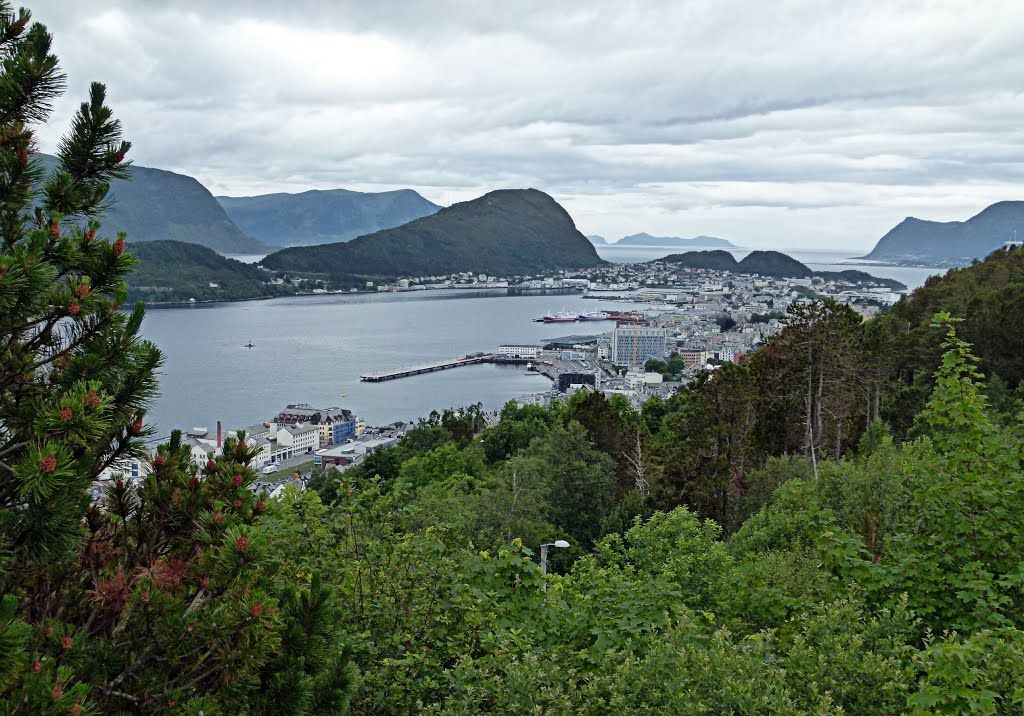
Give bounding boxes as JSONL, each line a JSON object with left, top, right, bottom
{"left": 616, "top": 232, "right": 737, "bottom": 248}
{"left": 37, "top": 154, "right": 267, "bottom": 255}
{"left": 217, "top": 188, "right": 442, "bottom": 247}
{"left": 655, "top": 249, "right": 907, "bottom": 290}
{"left": 261, "top": 188, "right": 604, "bottom": 281}
{"left": 864, "top": 200, "right": 1024, "bottom": 262}
{"left": 125, "top": 241, "right": 298, "bottom": 304}
{"left": 587, "top": 235, "right": 607, "bottom": 245}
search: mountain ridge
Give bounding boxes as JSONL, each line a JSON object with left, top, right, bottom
{"left": 617, "top": 232, "right": 736, "bottom": 248}
{"left": 865, "top": 201, "right": 1024, "bottom": 261}
{"left": 37, "top": 153, "right": 266, "bottom": 254}
{"left": 217, "top": 187, "right": 442, "bottom": 247}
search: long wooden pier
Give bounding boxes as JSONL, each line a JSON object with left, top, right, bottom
{"left": 360, "top": 354, "right": 495, "bottom": 382}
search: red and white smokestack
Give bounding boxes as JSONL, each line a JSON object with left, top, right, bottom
{"left": 217, "top": 420, "right": 222, "bottom": 448}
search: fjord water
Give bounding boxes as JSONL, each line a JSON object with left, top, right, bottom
{"left": 148, "top": 249, "right": 945, "bottom": 437}
{"left": 141, "top": 291, "right": 638, "bottom": 437}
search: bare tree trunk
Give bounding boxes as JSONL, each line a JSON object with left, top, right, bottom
{"left": 625, "top": 428, "right": 649, "bottom": 499}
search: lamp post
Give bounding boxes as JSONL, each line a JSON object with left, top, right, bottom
{"left": 539, "top": 540, "right": 570, "bottom": 591}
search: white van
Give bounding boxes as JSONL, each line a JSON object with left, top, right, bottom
{"left": 261, "top": 464, "right": 277, "bottom": 475}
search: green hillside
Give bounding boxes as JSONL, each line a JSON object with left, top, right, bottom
{"left": 217, "top": 188, "right": 441, "bottom": 246}
{"left": 657, "top": 249, "right": 738, "bottom": 271}
{"left": 261, "top": 188, "right": 604, "bottom": 279}
{"left": 738, "top": 250, "right": 813, "bottom": 276}
{"left": 125, "top": 240, "right": 295, "bottom": 303}
{"left": 879, "top": 245, "right": 1024, "bottom": 388}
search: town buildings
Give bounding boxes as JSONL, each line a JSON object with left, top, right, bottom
{"left": 610, "top": 325, "right": 669, "bottom": 366}
{"left": 273, "top": 404, "right": 357, "bottom": 446}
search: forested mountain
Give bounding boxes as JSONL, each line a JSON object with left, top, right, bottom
{"left": 125, "top": 240, "right": 296, "bottom": 303}
{"left": 618, "top": 232, "right": 736, "bottom": 247}
{"left": 260, "top": 188, "right": 604, "bottom": 279}
{"left": 36, "top": 153, "right": 266, "bottom": 254}
{"left": 217, "top": 188, "right": 441, "bottom": 246}
{"left": 865, "top": 200, "right": 1024, "bottom": 261}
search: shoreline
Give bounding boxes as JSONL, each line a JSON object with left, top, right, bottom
{"left": 137, "top": 284, "right": 580, "bottom": 310}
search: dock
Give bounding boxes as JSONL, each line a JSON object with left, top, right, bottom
{"left": 360, "top": 354, "right": 495, "bottom": 382}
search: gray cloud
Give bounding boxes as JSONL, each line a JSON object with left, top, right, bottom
{"left": 30, "top": 0, "right": 1024, "bottom": 250}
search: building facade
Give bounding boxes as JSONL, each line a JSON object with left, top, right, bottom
{"left": 273, "top": 404, "right": 357, "bottom": 446}
{"left": 610, "top": 326, "right": 668, "bottom": 366}
{"left": 277, "top": 423, "right": 319, "bottom": 453}
{"left": 497, "top": 344, "right": 542, "bottom": 359}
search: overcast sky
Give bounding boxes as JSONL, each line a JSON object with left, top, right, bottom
{"left": 33, "top": 0, "right": 1024, "bottom": 250}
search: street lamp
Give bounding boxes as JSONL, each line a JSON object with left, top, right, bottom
{"left": 539, "top": 540, "right": 570, "bottom": 591}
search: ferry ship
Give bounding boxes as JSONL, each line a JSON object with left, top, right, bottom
{"left": 542, "top": 310, "right": 579, "bottom": 323}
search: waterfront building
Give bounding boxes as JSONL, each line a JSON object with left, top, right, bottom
{"left": 610, "top": 325, "right": 668, "bottom": 366}
{"left": 273, "top": 404, "right": 357, "bottom": 446}
{"left": 497, "top": 344, "right": 542, "bottom": 360}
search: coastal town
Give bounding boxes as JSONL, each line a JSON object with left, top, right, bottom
{"left": 98, "top": 257, "right": 910, "bottom": 494}
{"left": 93, "top": 403, "right": 412, "bottom": 499}
{"left": 364, "top": 257, "right": 906, "bottom": 407}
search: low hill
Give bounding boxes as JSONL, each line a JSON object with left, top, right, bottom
{"left": 739, "top": 250, "right": 812, "bottom": 277}
{"left": 261, "top": 188, "right": 604, "bottom": 279}
{"left": 655, "top": 250, "right": 905, "bottom": 289}
{"left": 125, "top": 241, "right": 294, "bottom": 303}
{"left": 587, "top": 235, "right": 607, "bottom": 245}
{"left": 37, "top": 153, "right": 266, "bottom": 254}
{"left": 618, "top": 232, "right": 736, "bottom": 248}
{"left": 865, "top": 201, "right": 1024, "bottom": 262}
{"left": 217, "top": 188, "right": 441, "bottom": 247}
{"left": 656, "top": 250, "right": 804, "bottom": 276}
{"left": 657, "top": 249, "right": 738, "bottom": 271}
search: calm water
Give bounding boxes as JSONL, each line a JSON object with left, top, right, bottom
{"left": 594, "top": 245, "right": 943, "bottom": 290}
{"left": 159, "top": 247, "right": 948, "bottom": 437}
{"left": 141, "top": 291, "right": 636, "bottom": 436}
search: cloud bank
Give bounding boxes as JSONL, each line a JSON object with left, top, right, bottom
{"left": 33, "top": 0, "right": 1024, "bottom": 250}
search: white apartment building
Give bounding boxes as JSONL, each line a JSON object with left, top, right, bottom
{"left": 276, "top": 423, "right": 319, "bottom": 454}
{"left": 497, "top": 344, "right": 542, "bottom": 360}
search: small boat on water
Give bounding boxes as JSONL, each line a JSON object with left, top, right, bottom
{"left": 244, "top": 342, "right": 255, "bottom": 348}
